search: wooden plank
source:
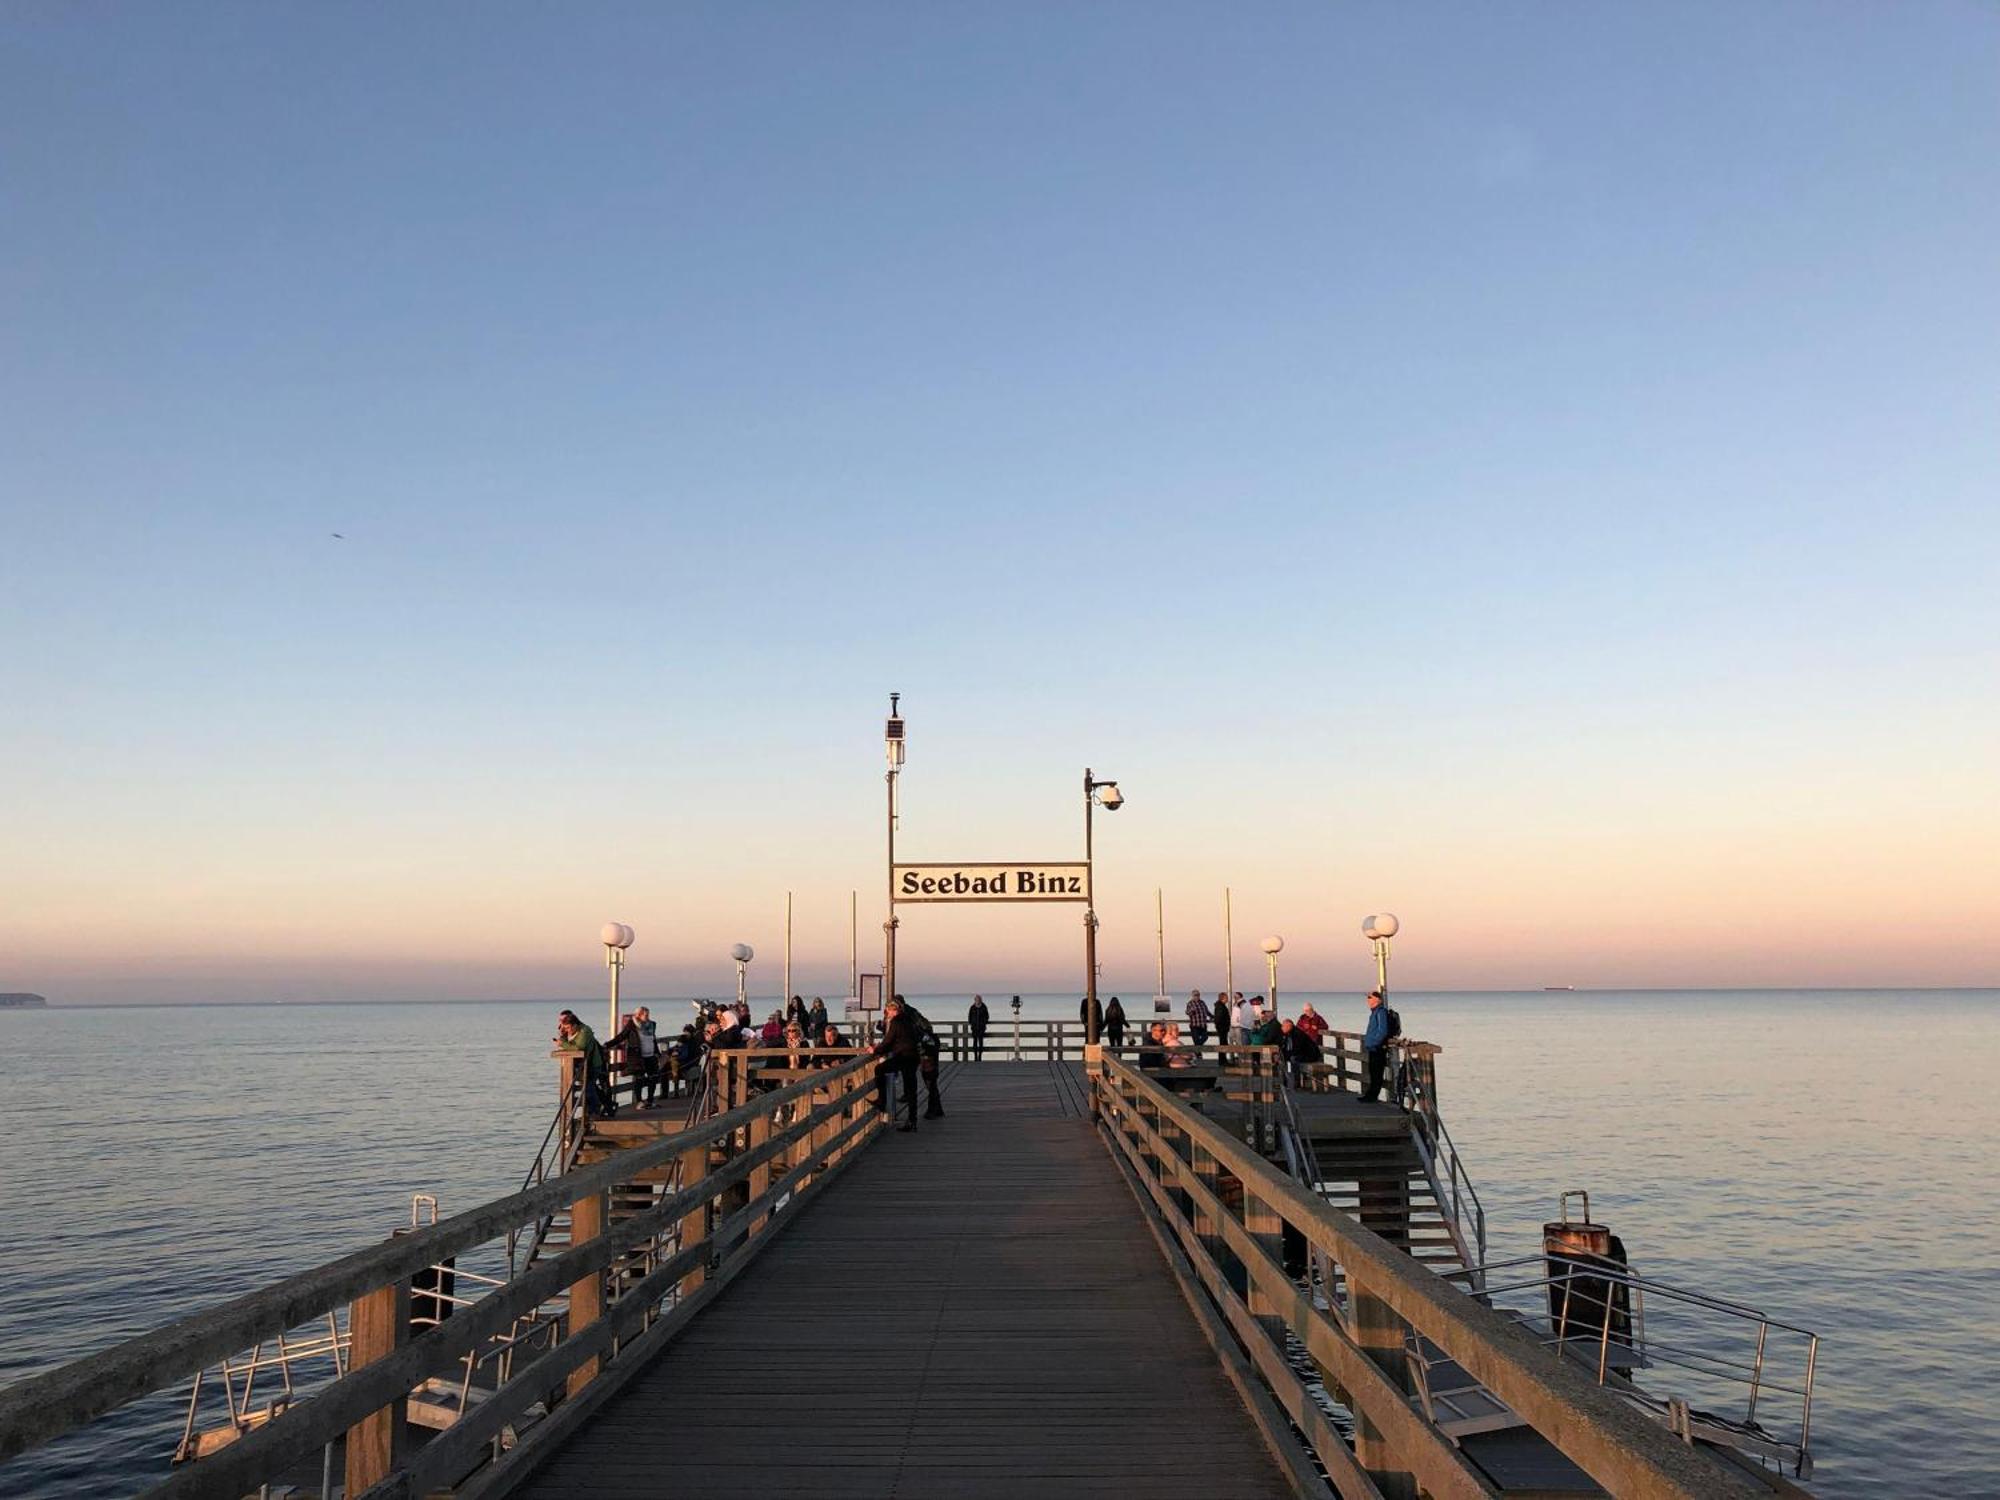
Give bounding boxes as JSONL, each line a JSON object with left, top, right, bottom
{"left": 510, "top": 1064, "right": 1296, "bottom": 1500}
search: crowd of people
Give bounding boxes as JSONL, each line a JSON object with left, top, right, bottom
{"left": 553, "top": 994, "right": 866, "bottom": 1118}
{"left": 552, "top": 985, "right": 1403, "bottom": 1123}
{"left": 552, "top": 1000, "right": 948, "bottom": 1128}
{"left": 1081, "top": 987, "right": 1403, "bottom": 1100}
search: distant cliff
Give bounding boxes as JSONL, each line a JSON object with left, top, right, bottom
{"left": 0, "top": 993, "right": 49, "bottom": 1008}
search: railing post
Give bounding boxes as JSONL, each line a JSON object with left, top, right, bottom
{"left": 552, "top": 1047, "right": 585, "bottom": 1152}
{"left": 747, "top": 1110, "right": 774, "bottom": 1238}
{"left": 677, "top": 1142, "right": 709, "bottom": 1298}
{"left": 343, "top": 1274, "right": 410, "bottom": 1496}
{"left": 1349, "top": 1266, "right": 1418, "bottom": 1500}
{"left": 565, "top": 1187, "right": 607, "bottom": 1399}
{"left": 1243, "top": 1186, "right": 1286, "bottom": 1350}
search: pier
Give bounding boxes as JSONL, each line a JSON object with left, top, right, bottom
{"left": 0, "top": 1027, "right": 1814, "bottom": 1499}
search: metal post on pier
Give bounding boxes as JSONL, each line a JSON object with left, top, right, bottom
{"left": 601, "top": 923, "right": 634, "bottom": 1041}
{"left": 1082, "top": 768, "right": 1122, "bottom": 1118}
{"left": 1261, "top": 933, "right": 1284, "bottom": 1014}
{"left": 1223, "top": 886, "right": 1236, "bottom": 1009}
{"left": 884, "top": 696, "right": 904, "bottom": 1013}
{"left": 1364, "top": 913, "right": 1399, "bottom": 999}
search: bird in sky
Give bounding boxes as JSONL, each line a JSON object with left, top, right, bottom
{"left": 330, "top": 532, "right": 345, "bottom": 540}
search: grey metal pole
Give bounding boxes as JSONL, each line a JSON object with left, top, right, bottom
{"left": 886, "top": 764, "right": 897, "bottom": 1012}
{"left": 1224, "top": 887, "right": 1235, "bottom": 1008}
{"left": 607, "top": 948, "right": 622, "bottom": 1042}
{"left": 1083, "top": 767, "right": 1099, "bottom": 1049}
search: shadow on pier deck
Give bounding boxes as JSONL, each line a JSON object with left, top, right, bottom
{"left": 518, "top": 1061, "right": 1294, "bottom": 1499}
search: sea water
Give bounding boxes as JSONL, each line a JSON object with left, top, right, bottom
{"left": 0, "top": 990, "right": 1994, "bottom": 1498}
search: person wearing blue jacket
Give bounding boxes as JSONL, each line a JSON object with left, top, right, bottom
{"left": 1359, "top": 990, "right": 1392, "bottom": 1102}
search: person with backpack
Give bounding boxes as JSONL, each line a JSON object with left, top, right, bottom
{"left": 1359, "top": 989, "right": 1400, "bottom": 1103}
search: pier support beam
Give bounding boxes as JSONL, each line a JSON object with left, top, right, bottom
{"left": 343, "top": 1274, "right": 410, "bottom": 1496}
{"left": 1350, "top": 1268, "right": 1418, "bottom": 1500}
{"left": 565, "top": 1190, "right": 607, "bottom": 1400}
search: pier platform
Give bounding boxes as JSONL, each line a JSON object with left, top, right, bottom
{"left": 515, "top": 1061, "right": 1295, "bottom": 1499}
{"left": 0, "top": 1032, "right": 1808, "bottom": 1500}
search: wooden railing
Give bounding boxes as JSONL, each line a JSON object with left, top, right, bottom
{"left": 0, "top": 1055, "right": 883, "bottom": 1500}
{"left": 1091, "top": 1056, "right": 1770, "bottom": 1500}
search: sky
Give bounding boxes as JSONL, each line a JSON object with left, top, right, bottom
{"left": 2, "top": 3, "right": 1996, "bottom": 1004}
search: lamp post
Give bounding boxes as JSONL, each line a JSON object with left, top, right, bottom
{"left": 601, "top": 923, "right": 634, "bottom": 1038}
{"left": 1082, "top": 768, "right": 1123, "bottom": 1048}
{"left": 884, "top": 695, "right": 905, "bottom": 1009}
{"left": 1260, "top": 934, "right": 1284, "bottom": 1014}
{"left": 730, "top": 943, "right": 754, "bottom": 1011}
{"left": 1362, "top": 913, "right": 1399, "bottom": 998}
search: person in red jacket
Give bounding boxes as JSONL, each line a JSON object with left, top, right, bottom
{"left": 1296, "top": 1001, "right": 1328, "bottom": 1044}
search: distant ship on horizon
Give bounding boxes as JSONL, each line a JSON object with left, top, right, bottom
{"left": 1543, "top": 984, "right": 1576, "bottom": 991}
{"left": 0, "top": 993, "right": 49, "bottom": 1008}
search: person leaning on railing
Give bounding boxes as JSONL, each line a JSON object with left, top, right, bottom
{"left": 554, "top": 1010, "right": 617, "bottom": 1118}
{"left": 1278, "top": 1017, "right": 1321, "bottom": 1087}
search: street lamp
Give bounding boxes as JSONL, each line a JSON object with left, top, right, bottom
{"left": 884, "top": 694, "right": 905, "bottom": 1011}
{"left": 1083, "top": 769, "right": 1123, "bottom": 1050}
{"left": 730, "top": 942, "right": 754, "bottom": 1011}
{"left": 601, "top": 922, "right": 635, "bottom": 1038}
{"left": 1260, "top": 935, "right": 1284, "bottom": 1013}
{"left": 1362, "top": 913, "right": 1399, "bottom": 997}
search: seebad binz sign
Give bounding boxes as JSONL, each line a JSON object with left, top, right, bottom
{"left": 892, "top": 862, "right": 1091, "bottom": 904}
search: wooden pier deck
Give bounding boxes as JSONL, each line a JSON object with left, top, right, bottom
{"left": 514, "top": 1061, "right": 1296, "bottom": 1500}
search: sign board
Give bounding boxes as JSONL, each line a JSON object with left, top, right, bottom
{"left": 892, "top": 862, "right": 1091, "bottom": 904}
{"left": 855, "top": 973, "right": 884, "bottom": 1012}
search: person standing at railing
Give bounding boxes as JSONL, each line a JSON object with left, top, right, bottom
{"left": 1103, "top": 995, "right": 1127, "bottom": 1050}
{"left": 1214, "top": 992, "right": 1234, "bottom": 1049}
{"left": 1359, "top": 990, "right": 1393, "bottom": 1102}
{"left": 1078, "top": 991, "right": 1103, "bottom": 1039}
{"left": 618, "top": 1006, "right": 662, "bottom": 1106}
{"left": 555, "top": 1011, "right": 617, "bottom": 1118}
{"left": 873, "top": 996, "right": 922, "bottom": 1131}
{"left": 1247, "top": 1002, "right": 1282, "bottom": 1047}
{"left": 1296, "top": 1001, "right": 1327, "bottom": 1046}
{"left": 1278, "top": 1017, "right": 1321, "bottom": 1087}
{"left": 671, "top": 1023, "right": 703, "bottom": 1094}
{"left": 808, "top": 996, "right": 829, "bottom": 1039}
{"left": 1186, "top": 989, "right": 1209, "bottom": 1051}
{"left": 967, "top": 994, "right": 990, "bottom": 1061}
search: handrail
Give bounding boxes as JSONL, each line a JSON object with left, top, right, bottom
{"left": 0, "top": 1054, "right": 882, "bottom": 1494}
{"left": 1090, "top": 1056, "right": 1769, "bottom": 1500}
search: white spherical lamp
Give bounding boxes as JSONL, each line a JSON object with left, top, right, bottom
{"left": 730, "top": 943, "right": 754, "bottom": 963}
{"left": 601, "top": 922, "right": 635, "bottom": 949}
{"left": 1260, "top": 935, "right": 1284, "bottom": 955}
{"left": 1362, "top": 914, "right": 1399, "bottom": 941}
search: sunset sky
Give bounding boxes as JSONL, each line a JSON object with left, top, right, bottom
{"left": 4, "top": 5, "right": 1996, "bottom": 1003}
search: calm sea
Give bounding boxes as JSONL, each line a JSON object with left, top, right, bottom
{"left": 0, "top": 990, "right": 1994, "bottom": 1498}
